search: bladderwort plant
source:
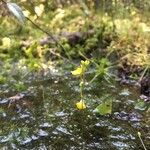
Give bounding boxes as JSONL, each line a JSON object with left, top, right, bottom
{"left": 71, "top": 60, "right": 90, "bottom": 110}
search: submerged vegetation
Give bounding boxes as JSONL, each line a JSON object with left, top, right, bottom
{"left": 0, "top": 0, "right": 150, "bottom": 149}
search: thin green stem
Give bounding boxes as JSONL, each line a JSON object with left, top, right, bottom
{"left": 89, "top": 73, "right": 99, "bottom": 83}
{"left": 80, "top": 75, "right": 84, "bottom": 101}
{"left": 25, "top": 17, "right": 68, "bottom": 57}
{"left": 138, "top": 132, "right": 147, "bottom": 150}
{"left": 79, "top": 51, "right": 97, "bottom": 66}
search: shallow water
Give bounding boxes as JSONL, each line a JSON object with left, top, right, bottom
{"left": 0, "top": 73, "right": 149, "bottom": 150}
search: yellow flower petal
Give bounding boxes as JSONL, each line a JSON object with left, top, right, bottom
{"left": 76, "top": 100, "right": 86, "bottom": 110}
{"left": 71, "top": 67, "right": 82, "bottom": 76}
{"left": 84, "top": 60, "right": 90, "bottom": 66}
{"left": 81, "top": 60, "right": 90, "bottom": 66}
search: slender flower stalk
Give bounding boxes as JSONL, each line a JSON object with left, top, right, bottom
{"left": 137, "top": 132, "right": 147, "bottom": 150}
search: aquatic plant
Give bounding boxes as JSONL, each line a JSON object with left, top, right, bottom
{"left": 71, "top": 60, "right": 113, "bottom": 115}
{"left": 94, "top": 96, "right": 112, "bottom": 115}
{"left": 71, "top": 60, "right": 90, "bottom": 110}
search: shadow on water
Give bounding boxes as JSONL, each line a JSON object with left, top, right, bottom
{"left": 0, "top": 73, "right": 149, "bottom": 150}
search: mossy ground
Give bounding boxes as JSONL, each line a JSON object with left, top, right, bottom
{"left": 0, "top": 2, "right": 150, "bottom": 94}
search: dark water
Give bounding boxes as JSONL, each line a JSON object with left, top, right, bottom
{"left": 0, "top": 73, "right": 149, "bottom": 150}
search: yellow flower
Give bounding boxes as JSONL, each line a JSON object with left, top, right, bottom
{"left": 71, "top": 60, "right": 90, "bottom": 76}
{"left": 71, "top": 67, "right": 82, "bottom": 76}
{"left": 2, "top": 37, "right": 11, "bottom": 48}
{"left": 81, "top": 60, "right": 90, "bottom": 66}
{"left": 76, "top": 100, "right": 86, "bottom": 110}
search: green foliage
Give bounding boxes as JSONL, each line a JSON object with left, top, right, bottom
{"left": 134, "top": 100, "right": 148, "bottom": 111}
{"left": 89, "top": 58, "right": 112, "bottom": 83}
{"left": 13, "top": 81, "right": 27, "bottom": 92}
{"left": 27, "top": 58, "right": 42, "bottom": 71}
{"left": 71, "top": 60, "right": 113, "bottom": 114}
{"left": 24, "top": 42, "right": 38, "bottom": 58}
{"left": 94, "top": 98, "right": 112, "bottom": 115}
{"left": 0, "top": 75, "right": 7, "bottom": 84}
{"left": 107, "top": 18, "right": 150, "bottom": 67}
{"left": 96, "top": 58, "right": 111, "bottom": 77}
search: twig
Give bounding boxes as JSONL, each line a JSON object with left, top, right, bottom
{"left": 25, "top": 17, "right": 67, "bottom": 53}
{"left": 138, "top": 66, "right": 148, "bottom": 83}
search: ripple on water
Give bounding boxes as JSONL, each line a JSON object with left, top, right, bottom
{"left": 111, "top": 141, "right": 132, "bottom": 150}
{"left": 0, "top": 75, "right": 149, "bottom": 149}
{"left": 37, "top": 129, "right": 49, "bottom": 137}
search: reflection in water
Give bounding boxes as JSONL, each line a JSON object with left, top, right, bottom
{"left": 0, "top": 75, "right": 149, "bottom": 149}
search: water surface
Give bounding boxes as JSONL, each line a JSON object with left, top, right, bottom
{"left": 0, "top": 73, "right": 149, "bottom": 150}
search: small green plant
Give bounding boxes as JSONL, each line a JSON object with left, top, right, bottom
{"left": 71, "top": 60, "right": 113, "bottom": 115}
{"left": 90, "top": 58, "right": 112, "bottom": 83}
{"left": 94, "top": 97, "right": 112, "bottom": 115}
{"left": 71, "top": 60, "right": 90, "bottom": 110}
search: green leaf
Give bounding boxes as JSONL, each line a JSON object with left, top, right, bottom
{"left": 134, "top": 100, "right": 147, "bottom": 111}
{"left": 7, "top": 3, "right": 25, "bottom": 24}
{"left": 94, "top": 99, "right": 112, "bottom": 115}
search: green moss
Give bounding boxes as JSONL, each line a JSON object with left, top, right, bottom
{"left": 0, "top": 75, "right": 7, "bottom": 84}
{"left": 27, "top": 58, "right": 42, "bottom": 71}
